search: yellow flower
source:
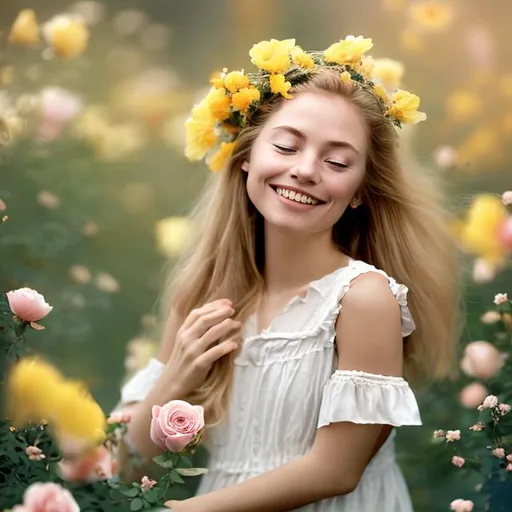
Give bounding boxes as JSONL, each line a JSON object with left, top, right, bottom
{"left": 223, "top": 71, "right": 250, "bottom": 93}
{"left": 291, "top": 46, "right": 315, "bottom": 70}
{"left": 231, "top": 87, "right": 260, "bottom": 113}
{"left": 209, "top": 68, "right": 227, "bottom": 89}
{"left": 357, "top": 56, "right": 375, "bottom": 79}
{"left": 373, "top": 84, "right": 390, "bottom": 103}
{"left": 409, "top": 2, "right": 454, "bottom": 31}
{"left": 399, "top": 30, "right": 424, "bottom": 53}
{"left": 249, "top": 38, "right": 295, "bottom": 74}
{"left": 7, "top": 358, "right": 63, "bottom": 425}
{"left": 270, "top": 74, "right": 292, "bottom": 99}
{"left": 457, "top": 126, "right": 499, "bottom": 164}
{"left": 324, "top": 35, "right": 373, "bottom": 66}
{"left": 446, "top": 90, "right": 483, "bottom": 123}
{"left": 339, "top": 71, "right": 352, "bottom": 84}
{"left": 8, "top": 9, "right": 40, "bottom": 46}
{"left": 53, "top": 382, "right": 106, "bottom": 442}
{"left": 372, "top": 58, "right": 405, "bottom": 91}
{"left": 387, "top": 89, "right": 426, "bottom": 124}
{"left": 155, "top": 216, "right": 194, "bottom": 258}
{"left": 460, "top": 195, "right": 508, "bottom": 264}
{"left": 184, "top": 105, "right": 218, "bottom": 161}
{"left": 208, "top": 141, "right": 237, "bottom": 172}
{"left": 43, "top": 15, "right": 89, "bottom": 58}
{"left": 204, "top": 87, "right": 231, "bottom": 121}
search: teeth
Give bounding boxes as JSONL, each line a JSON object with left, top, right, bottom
{"left": 276, "top": 188, "right": 318, "bottom": 205}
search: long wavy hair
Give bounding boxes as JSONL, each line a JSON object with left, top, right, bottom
{"left": 161, "top": 69, "right": 460, "bottom": 426}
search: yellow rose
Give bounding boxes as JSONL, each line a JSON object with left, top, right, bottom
{"left": 231, "top": 87, "right": 260, "bottom": 114}
{"left": 249, "top": 38, "right": 295, "bottom": 74}
{"left": 387, "top": 89, "right": 427, "bottom": 124}
{"left": 43, "top": 15, "right": 89, "bottom": 58}
{"left": 208, "top": 141, "right": 237, "bottom": 172}
{"left": 339, "top": 71, "right": 352, "bottom": 84}
{"left": 291, "top": 47, "right": 315, "bottom": 70}
{"left": 223, "top": 71, "right": 250, "bottom": 93}
{"left": 8, "top": 9, "right": 40, "bottom": 46}
{"left": 204, "top": 87, "right": 231, "bottom": 121}
{"left": 270, "top": 74, "right": 292, "bottom": 99}
{"left": 324, "top": 35, "right": 373, "bottom": 65}
{"left": 184, "top": 105, "right": 218, "bottom": 161}
{"left": 155, "top": 216, "right": 194, "bottom": 258}
{"left": 372, "top": 58, "right": 405, "bottom": 91}
{"left": 409, "top": 2, "right": 453, "bottom": 31}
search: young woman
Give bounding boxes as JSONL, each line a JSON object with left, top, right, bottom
{"left": 119, "top": 36, "right": 460, "bottom": 511}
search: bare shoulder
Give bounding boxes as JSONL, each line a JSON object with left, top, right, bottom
{"left": 335, "top": 271, "right": 403, "bottom": 376}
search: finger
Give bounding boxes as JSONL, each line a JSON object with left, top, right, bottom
{"left": 180, "top": 299, "right": 232, "bottom": 331}
{"left": 195, "top": 318, "right": 242, "bottom": 353}
{"left": 195, "top": 339, "right": 239, "bottom": 370}
{"left": 184, "top": 305, "right": 236, "bottom": 340}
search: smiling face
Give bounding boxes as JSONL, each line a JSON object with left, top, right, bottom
{"left": 242, "top": 90, "right": 368, "bottom": 237}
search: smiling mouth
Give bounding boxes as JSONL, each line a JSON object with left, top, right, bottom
{"left": 270, "top": 185, "right": 326, "bottom": 206}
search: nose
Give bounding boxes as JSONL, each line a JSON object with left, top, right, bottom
{"left": 290, "top": 155, "right": 320, "bottom": 185}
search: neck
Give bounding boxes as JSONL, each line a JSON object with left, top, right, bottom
{"left": 262, "top": 223, "right": 349, "bottom": 295}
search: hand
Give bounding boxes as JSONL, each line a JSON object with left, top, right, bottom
{"left": 162, "top": 299, "right": 241, "bottom": 399}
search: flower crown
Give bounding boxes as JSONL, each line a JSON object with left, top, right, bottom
{"left": 184, "top": 36, "right": 426, "bottom": 172}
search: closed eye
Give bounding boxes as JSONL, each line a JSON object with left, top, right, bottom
{"left": 326, "top": 160, "right": 349, "bottom": 170}
{"left": 272, "top": 143, "right": 296, "bottom": 154}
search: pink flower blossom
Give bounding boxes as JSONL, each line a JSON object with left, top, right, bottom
{"left": 459, "top": 382, "right": 488, "bottom": 409}
{"left": 150, "top": 399, "right": 204, "bottom": 453}
{"left": 140, "top": 475, "right": 157, "bottom": 492}
{"left": 494, "top": 293, "right": 509, "bottom": 305}
{"left": 446, "top": 430, "right": 461, "bottom": 442}
{"left": 450, "top": 498, "right": 474, "bottom": 511}
{"left": 480, "top": 395, "right": 499, "bottom": 409}
{"left": 507, "top": 463, "right": 512, "bottom": 472}
{"left": 493, "top": 448, "right": 506, "bottom": 458}
{"left": 59, "top": 445, "right": 112, "bottom": 482}
{"left": 469, "top": 423, "right": 485, "bottom": 432}
{"left": 451, "top": 455, "right": 466, "bottom": 468}
{"left": 433, "top": 429, "right": 446, "bottom": 438}
{"left": 461, "top": 341, "right": 504, "bottom": 380}
{"left": 481, "top": 311, "right": 501, "bottom": 324}
{"left": 21, "top": 482, "right": 79, "bottom": 512}
{"left": 26, "top": 446, "right": 45, "bottom": 461}
{"left": 6, "top": 288, "right": 53, "bottom": 322}
{"left": 499, "top": 403, "right": 511, "bottom": 415}
{"left": 502, "top": 191, "right": 512, "bottom": 206}
{"left": 507, "top": 454, "right": 512, "bottom": 462}
{"left": 107, "top": 411, "right": 132, "bottom": 424}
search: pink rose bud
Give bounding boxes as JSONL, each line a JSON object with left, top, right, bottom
{"left": 58, "top": 445, "right": 112, "bottom": 483}
{"left": 481, "top": 311, "right": 501, "bottom": 324}
{"left": 26, "top": 445, "right": 45, "bottom": 461}
{"left": 451, "top": 455, "right": 466, "bottom": 468}
{"left": 507, "top": 454, "right": 512, "bottom": 462}
{"left": 6, "top": 288, "right": 53, "bottom": 322}
{"left": 499, "top": 403, "right": 511, "bottom": 415}
{"left": 433, "top": 429, "right": 446, "bottom": 438}
{"left": 140, "top": 475, "right": 157, "bottom": 492}
{"left": 472, "top": 258, "right": 495, "bottom": 284}
{"left": 450, "top": 499, "right": 474, "bottom": 511}
{"left": 107, "top": 411, "right": 132, "bottom": 424}
{"left": 507, "top": 463, "right": 512, "bottom": 471}
{"left": 493, "top": 448, "right": 506, "bottom": 458}
{"left": 469, "top": 423, "right": 485, "bottom": 432}
{"left": 446, "top": 430, "right": 461, "bottom": 442}
{"left": 502, "top": 191, "right": 512, "bottom": 206}
{"left": 494, "top": 293, "right": 508, "bottom": 305}
{"left": 22, "top": 482, "right": 79, "bottom": 512}
{"left": 481, "top": 395, "right": 499, "bottom": 409}
{"left": 150, "top": 399, "right": 205, "bottom": 453}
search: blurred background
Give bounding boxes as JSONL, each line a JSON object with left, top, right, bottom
{"left": 1, "top": 0, "right": 511, "bottom": 510}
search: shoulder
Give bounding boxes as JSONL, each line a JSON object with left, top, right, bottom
{"left": 335, "top": 268, "right": 403, "bottom": 376}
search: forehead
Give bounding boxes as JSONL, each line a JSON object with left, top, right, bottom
{"left": 263, "top": 91, "right": 368, "bottom": 151}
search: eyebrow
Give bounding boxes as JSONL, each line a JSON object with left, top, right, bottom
{"left": 271, "top": 125, "right": 360, "bottom": 155}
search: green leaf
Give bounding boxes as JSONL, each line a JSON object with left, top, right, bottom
{"left": 170, "top": 470, "right": 185, "bottom": 484}
{"left": 152, "top": 453, "right": 175, "bottom": 469}
{"left": 141, "top": 488, "right": 159, "bottom": 504}
{"left": 120, "top": 487, "right": 140, "bottom": 498}
{"left": 130, "top": 497, "right": 144, "bottom": 511}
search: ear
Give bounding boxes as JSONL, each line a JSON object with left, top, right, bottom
{"left": 241, "top": 160, "right": 249, "bottom": 173}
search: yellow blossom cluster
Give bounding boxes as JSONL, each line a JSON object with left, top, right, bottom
{"left": 7, "top": 357, "right": 106, "bottom": 443}
{"left": 184, "top": 36, "right": 426, "bottom": 172}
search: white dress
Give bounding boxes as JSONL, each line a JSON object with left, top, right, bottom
{"left": 121, "top": 259, "right": 422, "bottom": 511}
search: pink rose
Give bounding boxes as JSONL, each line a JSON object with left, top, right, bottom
{"left": 460, "top": 341, "right": 504, "bottom": 380}
{"left": 445, "top": 430, "right": 461, "bottom": 442}
{"left": 493, "top": 448, "right": 506, "bottom": 459}
{"left": 59, "top": 444, "right": 112, "bottom": 482}
{"left": 480, "top": 395, "right": 499, "bottom": 410}
{"left": 26, "top": 446, "right": 45, "bottom": 461}
{"left": 150, "top": 399, "right": 204, "bottom": 453}
{"left": 499, "top": 403, "right": 511, "bottom": 415}
{"left": 459, "top": 382, "right": 488, "bottom": 409}
{"left": 22, "top": 482, "right": 79, "bottom": 512}
{"left": 140, "top": 475, "right": 157, "bottom": 492}
{"left": 502, "top": 191, "right": 512, "bottom": 206}
{"left": 6, "top": 288, "right": 53, "bottom": 322}
{"left": 450, "top": 499, "right": 474, "bottom": 511}
{"left": 452, "top": 455, "right": 465, "bottom": 468}
{"left": 494, "top": 293, "right": 508, "bottom": 305}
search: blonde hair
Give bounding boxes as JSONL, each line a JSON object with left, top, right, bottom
{"left": 162, "top": 69, "right": 460, "bottom": 426}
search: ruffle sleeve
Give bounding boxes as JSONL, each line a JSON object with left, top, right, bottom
{"left": 120, "top": 357, "right": 166, "bottom": 405}
{"left": 317, "top": 370, "right": 422, "bottom": 428}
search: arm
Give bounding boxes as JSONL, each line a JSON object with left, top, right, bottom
{"left": 168, "top": 273, "right": 404, "bottom": 512}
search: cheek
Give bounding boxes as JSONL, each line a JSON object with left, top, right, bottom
{"left": 327, "top": 170, "right": 365, "bottom": 200}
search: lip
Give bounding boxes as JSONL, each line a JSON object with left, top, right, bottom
{"left": 269, "top": 184, "right": 326, "bottom": 203}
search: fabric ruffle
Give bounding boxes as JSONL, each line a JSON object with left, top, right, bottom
{"left": 120, "top": 357, "right": 166, "bottom": 404}
{"left": 318, "top": 370, "right": 422, "bottom": 428}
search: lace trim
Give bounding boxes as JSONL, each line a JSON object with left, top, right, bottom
{"left": 330, "top": 369, "right": 410, "bottom": 387}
